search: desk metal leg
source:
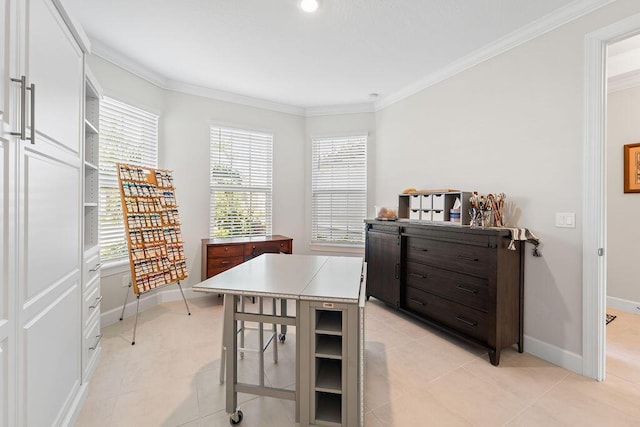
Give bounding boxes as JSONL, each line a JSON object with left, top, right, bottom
{"left": 224, "top": 295, "right": 240, "bottom": 419}
{"left": 279, "top": 298, "right": 287, "bottom": 342}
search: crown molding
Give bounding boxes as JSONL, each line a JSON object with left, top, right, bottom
{"left": 374, "top": 0, "right": 615, "bottom": 111}
{"left": 608, "top": 69, "right": 640, "bottom": 93}
{"left": 90, "top": 38, "right": 169, "bottom": 88}
{"left": 55, "top": 0, "right": 92, "bottom": 53}
{"left": 89, "top": 0, "right": 614, "bottom": 117}
{"left": 165, "top": 80, "right": 306, "bottom": 116}
{"left": 305, "top": 103, "right": 376, "bottom": 117}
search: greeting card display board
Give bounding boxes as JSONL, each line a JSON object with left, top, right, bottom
{"left": 117, "top": 163, "right": 188, "bottom": 294}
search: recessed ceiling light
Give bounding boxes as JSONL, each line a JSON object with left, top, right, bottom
{"left": 300, "top": 0, "right": 319, "bottom": 13}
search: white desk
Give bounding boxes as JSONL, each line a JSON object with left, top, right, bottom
{"left": 193, "top": 254, "right": 365, "bottom": 426}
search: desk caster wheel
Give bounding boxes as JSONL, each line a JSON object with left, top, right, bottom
{"left": 230, "top": 410, "right": 243, "bottom": 425}
{"left": 279, "top": 333, "right": 286, "bottom": 343}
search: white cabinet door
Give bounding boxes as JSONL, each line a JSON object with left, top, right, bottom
{"left": 0, "top": 1, "right": 17, "bottom": 426}
{"left": 17, "top": 1, "right": 83, "bottom": 425}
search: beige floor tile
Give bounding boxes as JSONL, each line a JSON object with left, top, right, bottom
{"left": 522, "top": 375, "right": 639, "bottom": 426}
{"left": 74, "top": 298, "right": 640, "bottom": 426}
{"left": 199, "top": 397, "right": 295, "bottom": 427}
{"left": 372, "top": 392, "right": 471, "bottom": 427}
{"left": 461, "top": 348, "right": 570, "bottom": 404}
{"left": 423, "top": 368, "right": 529, "bottom": 425}
{"left": 75, "top": 396, "right": 117, "bottom": 427}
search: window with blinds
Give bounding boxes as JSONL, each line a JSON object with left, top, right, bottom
{"left": 311, "top": 134, "right": 367, "bottom": 246}
{"left": 99, "top": 97, "right": 159, "bottom": 261}
{"left": 210, "top": 126, "right": 273, "bottom": 238}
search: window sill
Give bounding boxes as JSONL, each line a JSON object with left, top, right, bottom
{"left": 309, "top": 243, "right": 365, "bottom": 255}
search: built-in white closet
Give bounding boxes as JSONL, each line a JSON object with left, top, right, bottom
{"left": 1, "top": 0, "right": 98, "bottom": 425}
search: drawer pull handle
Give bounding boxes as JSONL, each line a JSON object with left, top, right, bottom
{"left": 410, "top": 273, "right": 427, "bottom": 279}
{"left": 89, "top": 295, "right": 103, "bottom": 310}
{"left": 89, "top": 263, "right": 103, "bottom": 272}
{"left": 456, "top": 285, "right": 478, "bottom": 294}
{"left": 458, "top": 255, "right": 479, "bottom": 262}
{"left": 410, "top": 246, "right": 428, "bottom": 252}
{"left": 456, "top": 316, "right": 478, "bottom": 327}
{"left": 220, "top": 261, "right": 231, "bottom": 265}
{"left": 409, "top": 297, "right": 425, "bottom": 306}
{"left": 89, "top": 334, "right": 103, "bottom": 350}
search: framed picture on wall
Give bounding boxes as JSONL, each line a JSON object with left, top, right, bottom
{"left": 623, "top": 143, "right": 640, "bottom": 193}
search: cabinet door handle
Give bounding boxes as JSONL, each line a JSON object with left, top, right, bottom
{"left": 410, "top": 272, "right": 427, "bottom": 279}
{"left": 458, "top": 254, "right": 479, "bottom": 262}
{"left": 10, "top": 76, "right": 26, "bottom": 140}
{"left": 456, "top": 284, "right": 478, "bottom": 294}
{"left": 89, "top": 263, "right": 103, "bottom": 272}
{"left": 27, "top": 83, "right": 35, "bottom": 144}
{"left": 89, "top": 334, "right": 103, "bottom": 350}
{"left": 394, "top": 263, "right": 399, "bottom": 279}
{"left": 220, "top": 260, "right": 231, "bottom": 265}
{"left": 409, "top": 297, "right": 425, "bottom": 306}
{"left": 411, "top": 246, "right": 428, "bottom": 252}
{"left": 89, "top": 295, "right": 103, "bottom": 310}
{"left": 456, "top": 316, "right": 478, "bottom": 327}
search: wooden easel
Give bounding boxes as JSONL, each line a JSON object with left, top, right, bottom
{"left": 116, "top": 163, "right": 191, "bottom": 344}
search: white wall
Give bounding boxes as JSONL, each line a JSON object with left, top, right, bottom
{"left": 88, "top": 0, "right": 640, "bottom": 367}
{"left": 375, "top": 0, "right": 640, "bottom": 358}
{"left": 161, "top": 90, "right": 307, "bottom": 283}
{"left": 607, "top": 84, "right": 640, "bottom": 309}
{"left": 87, "top": 56, "right": 166, "bottom": 315}
{"left": 87, "top": 57, "right": 375, "bottom": 315}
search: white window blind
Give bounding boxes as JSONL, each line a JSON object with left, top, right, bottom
{"left": 99, "top": 97, "right": 159, "bottom": 261}
{"left": 210, "top": 126, "right": 273, "bottom": 238}
{"left": 311, "top": 134, "right": 367, "bottom": 245}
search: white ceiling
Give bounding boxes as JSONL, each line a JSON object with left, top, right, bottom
{"left": 63, "top": 0, "right": 606, "bottom": 111}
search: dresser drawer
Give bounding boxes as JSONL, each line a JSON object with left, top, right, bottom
{"left": 244, "top": 240, "right": 291, "bottom": 257}
{"left": 405, "top": 261, "right": 489, "bottom": 311}
{"left": 404, "top": 286, "right": 488, "bottom": 341}
{"left": 207, "top": 255, "right": 244, "bottom": 271}
{"left": 207, "top": 245, "right": 244, "bottom": 258}
{"left": 406, "top": 237, "right": 490, "bottom": 278}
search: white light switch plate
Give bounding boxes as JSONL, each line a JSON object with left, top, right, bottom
{"left": 555, "top": 212, "right": 576, "bottom": 228}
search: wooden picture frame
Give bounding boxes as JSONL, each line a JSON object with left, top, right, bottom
{"left": 624, "top": 143, "right": 640, "bottom": 193}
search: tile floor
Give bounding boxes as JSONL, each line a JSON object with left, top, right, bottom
{"left": 75, "top": 299, "right": 640, "bottom": 426}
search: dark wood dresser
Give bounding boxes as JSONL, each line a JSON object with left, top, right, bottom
{"left": 365, "top": 220, "right": 524, "bottom": 365}
{"left": 201, "top": 235, "right": 293, "bottom": 280}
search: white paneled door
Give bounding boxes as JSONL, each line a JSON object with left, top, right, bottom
{"left": 1, "top": 1, "right": 16, "bottom": 426}
{"left": 16, "top": 0, "right": 83, "bottom": 425}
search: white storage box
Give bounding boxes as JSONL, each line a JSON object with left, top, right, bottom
{"left": 409, "top": 209, "right": 421, "bottom": 220}
{"left": 432, "top": 194, "right": 445, "bottom": 210}
{"left": 432, "top": 210, "right": 445, "bottom": 222}
{"left": 421, "top": 210, "right": 432, "bottom": 221}
{"left": 409, "top": 195, "right": 421, "bottom": 210}
{"left": 421, "top": 195, "right": 432, "bottom": 210}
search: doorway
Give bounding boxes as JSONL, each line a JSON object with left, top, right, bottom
{"left": 584, "top": 13, "right": 640, "bottom": 381}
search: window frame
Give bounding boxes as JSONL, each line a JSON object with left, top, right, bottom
{"left": 310, "top": 132, "right": 368, "bottom": 248}
{"left": 209, "top": 123, "right": 274, "bottom": 239}
{"left": 98, "top": 95, "right": 159, "bottom": 265}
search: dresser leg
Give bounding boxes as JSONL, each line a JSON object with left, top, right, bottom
{"left": 518, "top": 341, "right": 523, "bottom": 353}
{"left": 489, "top": 350, "right": 500, "bottom": 366}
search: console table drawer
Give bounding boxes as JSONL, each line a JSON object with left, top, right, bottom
{"left": 207, "top": 255, "right": 244, "bottom": 270}
{"left": 406, "top": 237, "right": 490, "bottom": 278}
{"left": 245, "top": 240, "right": 291, "bottom": 257}
{"left": 405, "top": 261, "right": 489, "bottom": 311}
{"left": 404, "top": 286, "right": 488, "bottom": 341}
{"left": 208, "top": 245, "right": 244, "bottom": 258}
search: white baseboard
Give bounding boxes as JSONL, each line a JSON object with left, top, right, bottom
{"left": 524, "top": 334, "right": 583, "bottom": 375}
{"left": 607, "top": 296, "right": 640, "bottom": 314}
{"left": 101, "top": 286, "right": 214, "bottom": 327}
